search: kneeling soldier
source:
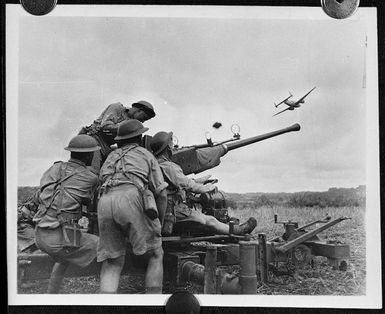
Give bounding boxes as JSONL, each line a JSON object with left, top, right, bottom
{"left": 33, "top": 135, "right": 100, "bottom": 293}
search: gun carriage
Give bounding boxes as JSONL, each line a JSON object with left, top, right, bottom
{"left": 17, "top": 123, "right": 350, "bottom": 294}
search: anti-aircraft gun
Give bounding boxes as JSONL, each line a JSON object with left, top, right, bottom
{"left": 17, "top": 122, "right": 351, "bottom": 294}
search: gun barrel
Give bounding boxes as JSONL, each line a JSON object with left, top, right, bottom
{"left": 224, "top": 123, "right": 300, "bottom": 152}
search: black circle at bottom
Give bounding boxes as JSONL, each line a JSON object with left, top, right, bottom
{"left": 20, "top": 0, "right": 57, "bottom": 16}
{"left": 165, "top": 290, "right": 200, "bottom": 314}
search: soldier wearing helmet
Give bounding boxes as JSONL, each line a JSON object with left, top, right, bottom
{"left": 32, "top": 135, "right": 101, "bottom": 293}
{"left": 97, "top": 120, "right": 168, "bottom": 294}
{"left": 79, "top": 100, "right": 156, "bottom": 170}
{"left": 151, "top": 131, "right": 257, "bottom": 236}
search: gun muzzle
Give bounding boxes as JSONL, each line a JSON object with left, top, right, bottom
{"left": 224, "top": 123, "right": 301, "bottom": 152}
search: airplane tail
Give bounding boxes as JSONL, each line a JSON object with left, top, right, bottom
{"left": 274, "top": 102, "right": 277, "bottom": 108}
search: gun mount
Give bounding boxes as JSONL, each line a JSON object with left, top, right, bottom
{"left": 171, "top": 123, "right": 301, "bottom": 175}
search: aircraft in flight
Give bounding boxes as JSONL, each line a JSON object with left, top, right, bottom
{"left": 273, "top": 86, "right": 316, "bottom": 117}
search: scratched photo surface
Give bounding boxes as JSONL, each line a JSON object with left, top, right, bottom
{"left": 7, "top": 4, "right": 381, "bottom": 308}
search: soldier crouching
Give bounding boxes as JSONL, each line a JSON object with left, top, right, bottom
{"left": 33, "top": 135, "right": 101, "bottom": 293}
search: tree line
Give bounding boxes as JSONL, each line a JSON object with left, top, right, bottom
{"left": 18, "top": 185, "right": 366, "bottom": 209}
{"left": 226, "top": 186, "right": 366, "bottom": 209}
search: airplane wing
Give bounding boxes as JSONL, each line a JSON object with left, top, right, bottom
{"left": 294, "top": 86, "right": 316, "bottom": 106}
{"left": 273, "top": 107, "right": 291, "bottom": 117}
{"left": 275, "top": 94, "right": 293, "bottom": 107}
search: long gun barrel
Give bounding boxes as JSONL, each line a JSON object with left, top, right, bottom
{"left": 224, "top": 123, "right": 300, "bottom": 152}
{"left": 171, "top": 123, "right": 301, "bottom": 175}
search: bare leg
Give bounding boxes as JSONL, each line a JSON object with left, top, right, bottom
{"left": 144, "top": 247, "right": 164, "bottom": 294}
{"left": 204, "top": 216, "right": 257, "bottom": 235}
{"left": 204, "top": 216, "right": 230, "bottom": 234}
{"left": 47, "top": 261, "right": 70, "bottom": 293}
{"left": 99, "top": 255, "right": 125, "bottom": 293}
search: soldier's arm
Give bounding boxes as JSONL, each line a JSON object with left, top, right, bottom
{"left": 79, "top": 170, "right": 99, "bottom": 206}
{"left": 148, "top": 156, "right": 169, "bottom": 225}
{"left": 99, "top": 152, "right": 118, "bottom": 183}
{"left": 155, "top": 189, "right": 168, "bottom": 226}
{"left": 99, "top": 103, "right": 126, "bottom": 133}
{"left": 165, "top": 163, "right": 215, "bottom": 194}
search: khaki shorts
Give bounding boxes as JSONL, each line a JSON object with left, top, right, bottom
{"left": 97, "top": 185, "right": 162, "bottom": 262}
{"left": 35, "top": 226, "right": 98, "bottom": 268}
{"left": 174, "top": 201, "right": 206, "bottom": 225}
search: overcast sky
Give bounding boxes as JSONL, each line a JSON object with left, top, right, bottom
{"left": 16, "top": 9, "right": 369, "bottom": 193}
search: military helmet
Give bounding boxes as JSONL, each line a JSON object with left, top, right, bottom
{"left": 64, "top": 135, "right": 101, "bottom": 152}
{"left": 115, "top": 119, "right": 149, "bottom": 141}
{"left": 132, "top": 100, "right": 156, "bottom": 119}
{"left": 150, "top": 131, "right": 173, "bottom": 156}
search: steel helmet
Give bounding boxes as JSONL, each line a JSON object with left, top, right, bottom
{"left": 114, "top": 119, "right": 149, "bottom": 141}
{"left": 132, "top": 100, "right": 156, "bottom": 119}
{"left": 150, "top": 131, "right": 173, "bottom": 156}
{"left": 64, "top": 135, "right": 101, "bottom": 152}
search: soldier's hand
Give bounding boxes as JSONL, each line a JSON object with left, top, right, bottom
{"left": 194, "top": 174, "right": 212, "bottom": 184}
{"left": 205, "top": 184, "right": 217, "bottom": 194}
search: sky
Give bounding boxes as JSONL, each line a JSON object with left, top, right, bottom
{"left": 15, "top": 8, "right": 370, "bottom": 193}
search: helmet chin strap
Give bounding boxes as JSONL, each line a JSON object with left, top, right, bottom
{"left": 164, "top": 146, "right": 173, "bottom": 158}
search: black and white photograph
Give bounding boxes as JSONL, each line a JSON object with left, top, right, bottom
{"left": 6, "top": 2, "right": 382, "bottom": 309}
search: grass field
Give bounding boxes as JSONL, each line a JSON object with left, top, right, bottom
{"left": 18, "top": 205, "right": 365, "bottom": 295}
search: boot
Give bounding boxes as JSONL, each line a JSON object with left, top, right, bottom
{"left": 233, "top": 217, "right": 257, "bottom": 235}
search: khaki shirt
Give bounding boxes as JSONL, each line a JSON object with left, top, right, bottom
{"left": 92, "top": 102, "right": 138, "bottom": 145}
{"left": 100, "top": 143, "right": 167, "bottom": 196}
{"left": 34, "top": 159, "right": 99, "bottom": 228}
{"left": 94, "top": 102, "right": 131, "bottom": 133}
{"left": 157, "top": 155, "right": 213, "bottom": 194}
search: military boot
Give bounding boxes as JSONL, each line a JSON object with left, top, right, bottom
{"left": 232, "top": 217, "right": 257, "bottom": 235}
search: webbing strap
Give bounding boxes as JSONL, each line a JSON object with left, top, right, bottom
{"left": 45, "top": 163, "right": 88, "bottom": 220}
{"left": 115, "top": 145, "right": 149, "bottom": 192}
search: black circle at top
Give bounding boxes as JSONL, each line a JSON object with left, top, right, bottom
{"left": 321, "top": 0, "right": 360, "bottom": 19}
{"left": 165, "top": 290, "right": 200, "bottom": 314}
{"left": 20, "top": 0, "right": 57, "bottom": 16}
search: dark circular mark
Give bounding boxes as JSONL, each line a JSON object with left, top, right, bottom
{"left": 165, "top": 290, "right": 200, "bottom": 314}
{"left": 20, "top": 0, "right": 57, "bottom": 16}
{"left": 321, "top": 0, "right": 360, "bottom": 19}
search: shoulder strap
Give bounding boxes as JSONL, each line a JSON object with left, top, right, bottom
{"left": 117, "top": 145, "right": 151, "bottom": 193}
{"left": 46, "top": 163, "right": 89, "bottom": 210}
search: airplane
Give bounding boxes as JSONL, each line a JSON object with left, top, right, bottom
{"left": 273, "top": 86, "right": 316, "bottom": 117}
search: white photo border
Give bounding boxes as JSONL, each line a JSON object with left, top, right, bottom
{"left": 6, "top": 4, "right": 382, "bottom": 308}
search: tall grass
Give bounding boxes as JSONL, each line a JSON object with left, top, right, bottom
{"left": 229, "top": 205, "right": 366, "bottom": 295}
{"left": 229, "top": 205, "right": 365, "bottom": 239}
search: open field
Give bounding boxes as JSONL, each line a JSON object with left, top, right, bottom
{"left": 18, "top": 205, "right": 365, "bottom": 295}
{"left": 229, "top": 205, "right": 366, "bottom": 295}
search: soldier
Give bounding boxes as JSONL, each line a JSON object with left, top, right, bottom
{"left": 150, "top": 131, "right": 257, "bottom": 236}
{"left": 97, "top": 119, "right": 168, "bottom": 294}
{"left": 33, "top": 135, "right": 101, "bottom": 293}
{"left": 17, "top": 190, "right": 39, "bottom": 253}
{"left": 80, "top": 100, "right": 156, "bottom": 170}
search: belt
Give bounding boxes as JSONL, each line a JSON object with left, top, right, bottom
{"left": 104, "top": 179, "right": 141, "bottom": 190}
{"left": 46, "top": 208, "right": 80, "bottom": 222}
